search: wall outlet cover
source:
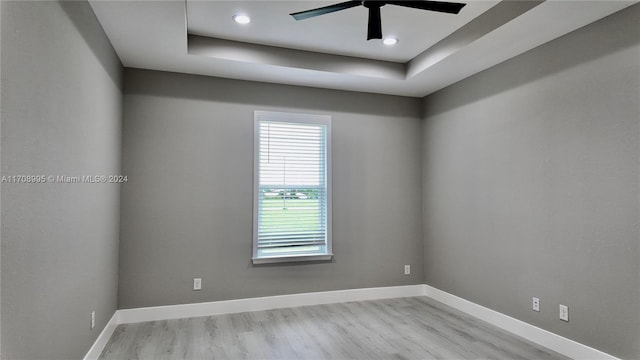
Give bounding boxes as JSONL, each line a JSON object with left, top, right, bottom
{"left": 193, "top": 277, "right": 202, "bottom": 291}
{"left": 559, "top": 304, "right": 569, "bottom": 321}
{"left": 532, "top": 297, "right": 540, "bottom": 312}
{"left": 404, "top": 265, "right": 411, "bottom": 275}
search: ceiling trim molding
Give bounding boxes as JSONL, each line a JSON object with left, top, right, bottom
{"left": 407, "top": 0, "right": 544, "bottom": 78}
{"left": 188, "top": 35, "right": 406, "bottom": 80}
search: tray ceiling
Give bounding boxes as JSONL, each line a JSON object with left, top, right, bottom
{"left": 89, "top": 1, "right": 637, "bottom": 97}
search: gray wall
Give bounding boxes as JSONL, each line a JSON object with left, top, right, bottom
{"left": 421, "top": 5, "right": 640, "bottom": 359}
{"left": 0, "top": 0, "right": 3, "bottom": 355}
{"left": 1, "top": 1, "right": 122, "bottom": 359}
{"left": 119, "top": 69, "right": 424, "bottom": 309}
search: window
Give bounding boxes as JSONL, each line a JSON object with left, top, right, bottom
{"left": 253, "top": 111, "right": 332, "bottom": 264}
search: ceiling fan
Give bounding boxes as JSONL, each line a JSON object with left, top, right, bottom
{"left": 290, "top": 1, "right": 467, "bottom": 41}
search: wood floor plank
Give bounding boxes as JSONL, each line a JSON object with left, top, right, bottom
{"left": 99, "top": 296, "right": 568, "bottom": 360}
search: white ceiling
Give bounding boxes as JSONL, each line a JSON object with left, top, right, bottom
{"left": 186, "top": 1, "right": 499, "bottom": 63}
{"left": 89, "top": 0, "right": 637, "bottom": 97}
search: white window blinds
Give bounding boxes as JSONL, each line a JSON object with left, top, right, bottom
{"left": 253, "top": 111, "right": 332, "bottom": 263}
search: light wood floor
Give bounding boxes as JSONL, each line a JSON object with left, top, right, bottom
{"left": 99, "top": 296, "right": 568, "bottom": 360}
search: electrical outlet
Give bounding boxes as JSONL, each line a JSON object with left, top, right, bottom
{"left": 404, "top": 265, "right": 411, "bottom": 275}
{"left": 90, "top": 311, "right": 96, "bottom": 330}
{"left": 193, "top": 277, "right": 202, "bottom": 291}
{"left": 532, "top": 297, "right": 540, "bottom": 312}
{"left": 559, "top": 304, "right": 569, "bottom": 321}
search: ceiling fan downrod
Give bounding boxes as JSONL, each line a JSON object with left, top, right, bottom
{"left": 362, "top": 1, "right": 385, "bottom": 40}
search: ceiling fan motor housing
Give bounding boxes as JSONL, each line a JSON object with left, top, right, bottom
{"left": 362, "top": 1, "right": 386, "bottom": 8}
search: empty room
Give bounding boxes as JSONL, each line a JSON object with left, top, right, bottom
{"left": 1, "top": 0, "right": 639, "bottom": 359}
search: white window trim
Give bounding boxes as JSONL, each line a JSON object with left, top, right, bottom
{"left": 252, "top": 110, "right": 333, "bottom": 264}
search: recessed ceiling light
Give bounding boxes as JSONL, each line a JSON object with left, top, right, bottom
{"left": 233, "top": 14, "right": 251, "bottom": 25}
{"left": 382, "top": 37, "right": 398, "bottom": 46}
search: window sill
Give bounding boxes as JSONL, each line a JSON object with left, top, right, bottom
{"left": 252, "top": 253, "right": 334, "bottom": 265}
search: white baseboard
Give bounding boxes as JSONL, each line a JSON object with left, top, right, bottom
{"left": 422, "top": 284, "right": 618, "bottom": 360}
{"left": 83, "top": 311, "right": 119, "bottom": 360}
{"left": 85, "top": 284, "right": 618, "bottom": 360}
{"left": 117, "top": 284, "right": 425, "bottom": 324}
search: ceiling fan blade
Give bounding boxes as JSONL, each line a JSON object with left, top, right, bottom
{"left": 385, "top": 1, "right": 466, "bottom": 14}
{"left": 367, "top": 6, "right": 383, "bottom": 40}
{"left": 290, "top": 1, "right": 361, "bottom": 20}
